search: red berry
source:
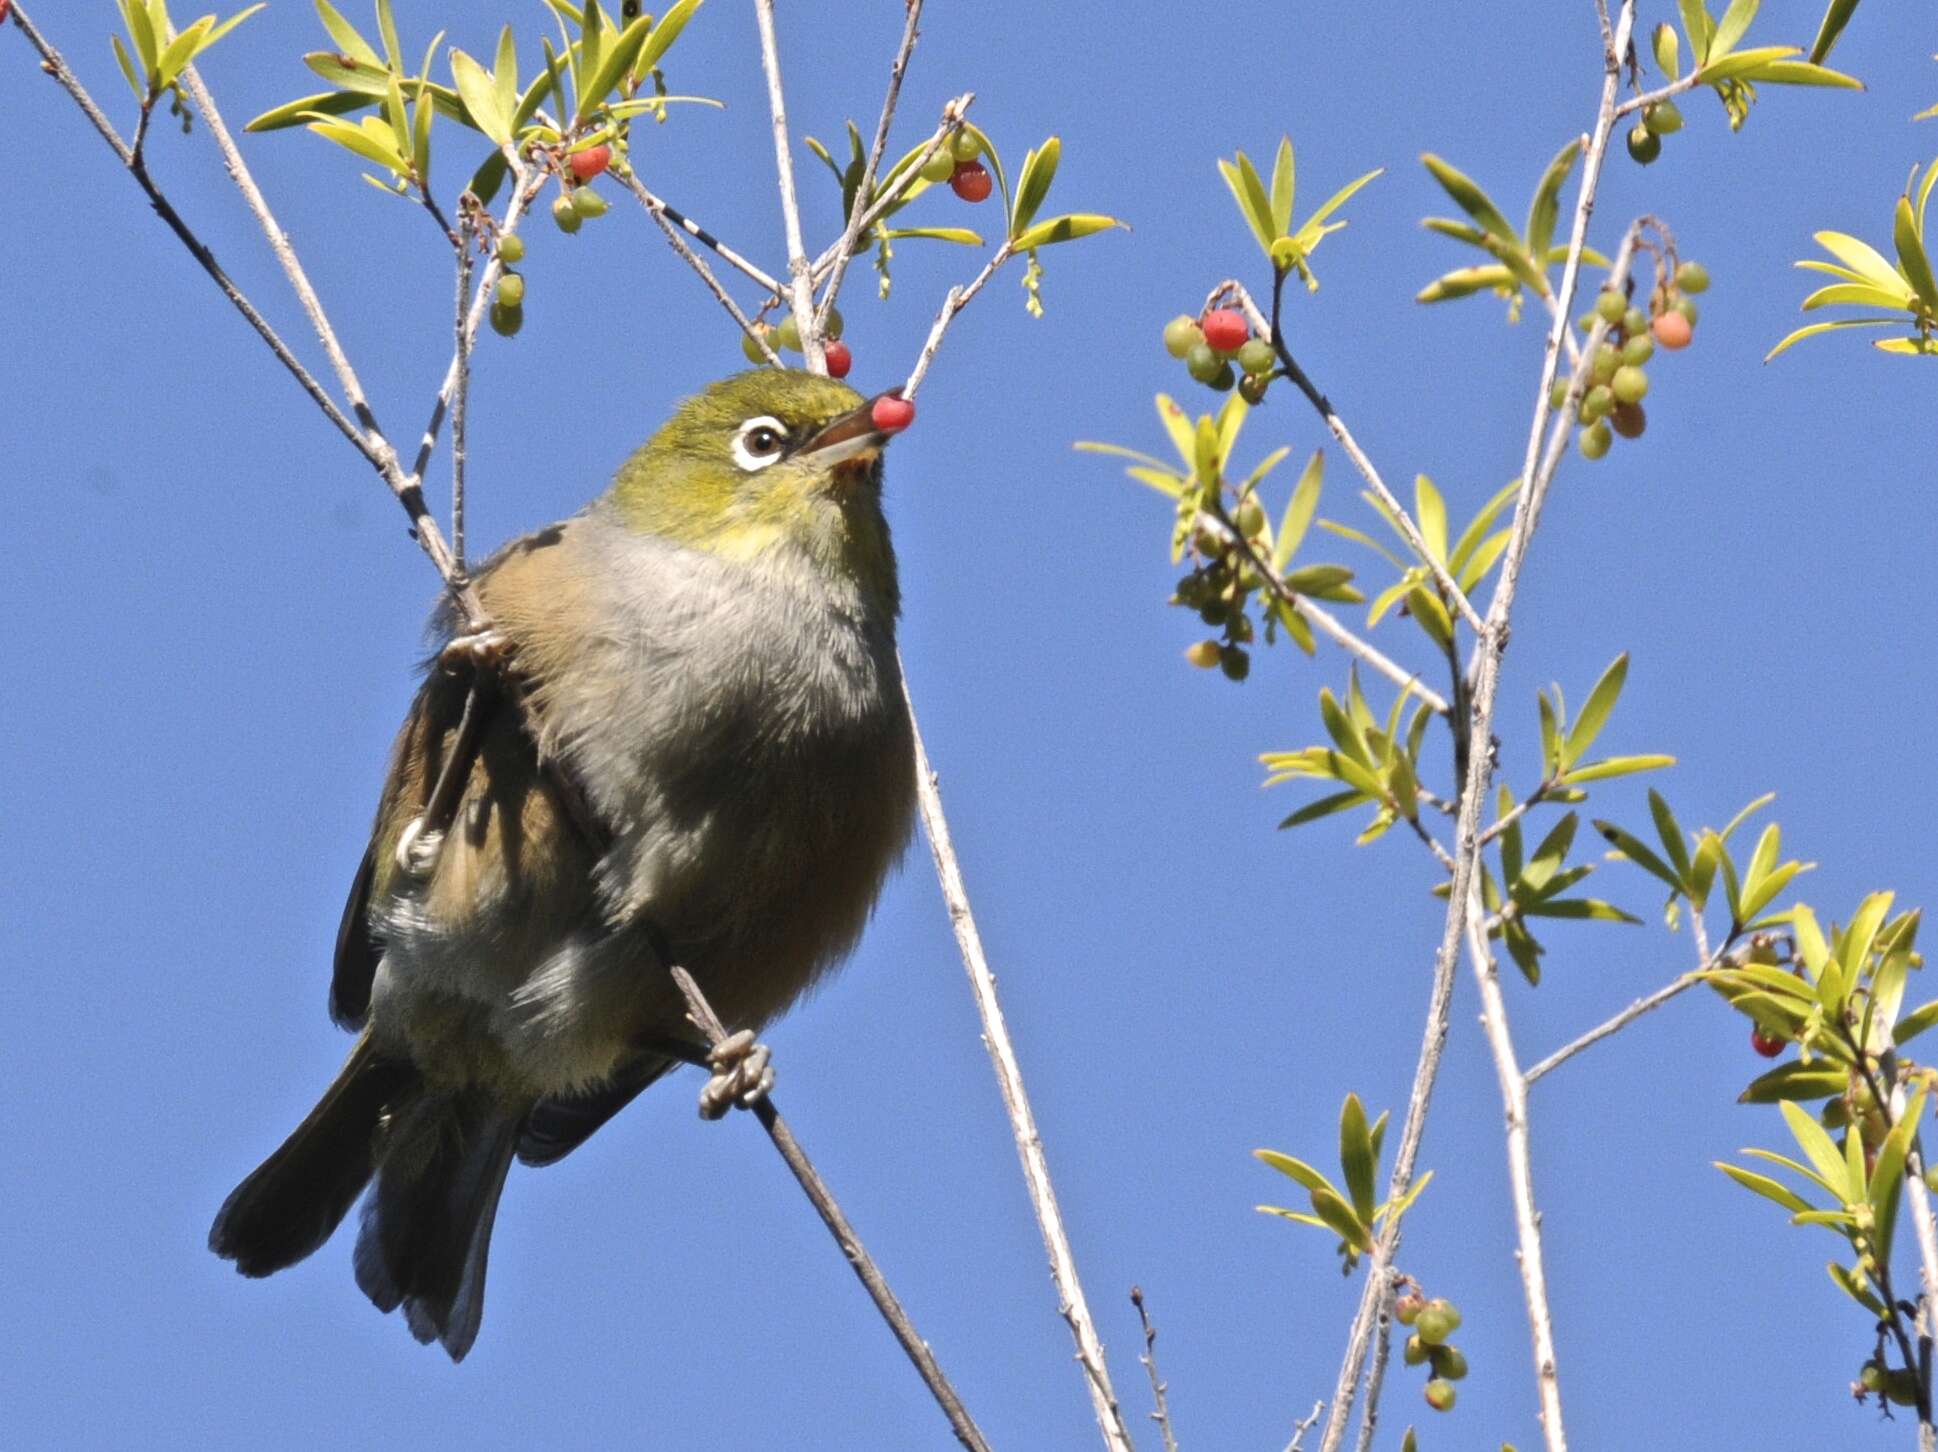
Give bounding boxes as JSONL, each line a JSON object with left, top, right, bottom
{"left": 823, "top": 339, "right": 853, "bottom": 379}
{"left": 1200, "top": 308, "right": 1249, "bottom": 354}
{"left": 949, "top": 160, "right": 992, "bottom": 203}
{"left": 871, "top": 394, "right": 915, "bottom": 434}
{"left": 567, "top": 144, "right": 612, "bottom": 182}
{"left": 0, "top": 2, "right": 11, "bottom": 22}
{"left": 1751, "top": 1025, "right": 1786, "bottom": 1058}
{"left": 1651, "top": 311, "right": 1693, "bottom": 350}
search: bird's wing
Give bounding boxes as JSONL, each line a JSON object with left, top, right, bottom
{"left": 517, "top": 1052, "right": 676, "bottom": 1166}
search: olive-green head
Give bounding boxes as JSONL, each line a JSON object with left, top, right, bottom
{"left": 606, "top": 370, "right": 914, "bottom": 597}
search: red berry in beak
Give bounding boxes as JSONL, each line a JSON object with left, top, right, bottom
{"left": 871, "top": 394, "right": 915, "bottom": 434}
{"left": 567, "top": 144, "right": 612, "bottom": 182}
{"left": 824, "top": 340, "right": 853, "bottom": 379}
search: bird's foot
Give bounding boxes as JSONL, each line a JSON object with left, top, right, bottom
{"left": 438, "top": 628, "right": 512, "bottom": 676}
{"left": 392, "top": 815, "right": 444, "bottom": 880}
{"left": 697, "top": 1029, "right": 774, "bottom": 1120}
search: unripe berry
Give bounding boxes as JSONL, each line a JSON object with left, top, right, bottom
{"left": 1431, "top": 1346, "right": 1469, "bottom": 1381}
{"left": 566, "top": 143, "right": 611, "bottom": 181}
{"left": 1201, "top": 308, "right": 1249, "bottom": 354}
{"left": 1610, "top": 401, "right": 1646, "bottom": 439}
{"left": 571, "top": 186, "right": 607, "bottom": 218}
{"left": 1623, "top": 305, "right": 1649, "bottom": 336}
{"left": 1403, "top": 1334, "right": 1429, "bottom": 1366}
{"left": 1548, "top": 377, "right": 1570, "bottom": 411}
{"left": 551, "top": 194, "right": 582, "bottom": 233}
{"left": 1581, "top": 384, "right": 1614, "bottom": 421}
{"left": 1208, "top": 361, "right": 1237, "bottom": 393}
{"left": 1395, "top": 1292, "right": 1426, "bottom": 1326}
{"left": 1626, "top": 123, "right": 1661, "bottom": 165}
{"left": 1415, "top": 1299, "right": 1461, "bottom": 1345}
{"left": 1673, "top": 296, "right": 1700, "bottom": 326}
{"left": 1185, "top": 342, "right": 1223, "bottom": 384}
{"left": 919, "top": 148, "right": 957, "bottom": 184}
{"left": 776, "top": 314, "right": 803, "bottom": 352}
{"left": 1675, "top": 261, "right": 1710, "bottom": 294}
{"left": 1651, "top": 311, "right": 1693, "bottom": 350}
{"left": 1578, "top": 419, "right": 1613, "bottom": 459}
{"left": 949, "top": 128, "right": 982, "bottom": 163}
{"left": 495, "top": 233, "right": 526, "bottom": 264}
{"left": 1610, "top": 364, "right": 1648, "bottom": 404}
{"left": 494, "top": 271, "right": 525, "bottom": 308}
{"left": 1235, "top": 496, "right": 1267, "bottom": 537}
{"left": 488, "top": 300, "right": 523, "bottom": 337}
{"left": 823, "top": 339, "right": 853, "bottom": 379}
{"left": 1237, "top": 338, "right": 1276, "bottom": 375}
{"left": 1595, "top": 289, "right": 1626, "bottom": 324}
{"left": 1238, "top": 372, "right": 1270, "bottom": 405}
{"left": 1424, "top": 1379, "right": 1457, "bottom": 1413}
{"left": 741, "top": 324, "right": 773, "bottom": 364}
{"left": 1591, "top": 345, "right": 1620, "bottom": 384}
{"left": 1643, "top": 99, "right": 1684, "bottom": 135}
{"left": 1185, "top": 640, "right": 1223, "bottom": 669}
{"left": 1220, "top": 645, "right": 1251, "bottom": 681}
{"left": 1620, "top": 333, "right": 1655, "bottom": 366}
{"left": 823, "top": 305, "right": 846, "bottom": 340}
{"left": 950, "top": 159, "right": 992, "bottom": 202}
{"left": 1163, "top": 315, "right": 1204, "bottom": 359}
{"left": 1750, "top": 1024, "right": 1786, "bottom": 1058}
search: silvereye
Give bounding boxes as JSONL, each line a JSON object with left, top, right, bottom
{"left": 210, "top": 370, "right": 919, "bottom": 1360}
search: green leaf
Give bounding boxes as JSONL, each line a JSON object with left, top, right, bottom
{"left": 1295, "top": 168, "right": 1382, "bottom": 239}
{"left": 882, "top": 226, "right": 984, "bottom": 247}
{"left": 576, "top": 11, "right": 655, "bottom": 122}
{"left": 248, "top": 87, "right": 370, "bottom": 131}
{"left": 1381, "top": 1167, "right": 1434, "bottom": 1226}
{"left": 1521, "top": 813, "right": 1579, "bottom": 895}
{"left": 1280, "top": 789, "right": 1372, "bottom": 829}
{"left": 1741, "top": 1145, "right": 1839, "bottom": 1199}
{"left": 1751, "top": 60, "right": 1863, "bottom": 88}
{"left": 1309, "top": 1184, "right": 1373, "bottom": 1253}
{"left": 1522, "top": 897, "right": 1642, "bottom": 924}
{"left": 1894, "top": 196, "right": 1938, "bottom": 313}
{"left": 1807, "top": 0, "right": 1860, "bottom": 63}
{"left": 1420, "top": 155, "right": 1520, "bottom": 252}
{"left": 1594, "top": 819, "right": 1683, "bottom": 893}
{"left": 1339, "top": 1094, "right": 1377, "bottom": 1225}
{"left": 1220, "top": 151, "right": 1277, "bottom": 255}
{"left": 1254, "top": 1148, "right": 1338, "bottom": 1197}
{"left": 1828, "top": 1260, "right": 1887, "bottom": 1316}
{"left": 1009, "top": 213, "right": 1126, "bottom": 251}
{"left": 1700, "top": 43, "right": 1799, "bottom": 84}
{"left": 1894, "top": 999, "right": 1938, "bottom": 1046}
{"left": 313, "top": 0, "right": 382, "bottom": 69}
{"left": 156, "top": 17, "right": 215, "bottom": 90}
{"left": 1647, "top": 791, "right": 1692, "bottom": 887}
{"left": 633, "top": 0, "right": 704, "bottom": 83}
{"left": 374, "top": 0, "right": 403, "bottom": 68}
{"left": 1412, "top": 475, "right": 1448, "bottom": 564}
{"left": 1270, "top": 453, "right": 1325, "bottom": 572}
{"left": 124, "top": 0, "right": 159, "bottom": 76}
{"left": 1560, "top": 754, "right": 1675, "bottom": 786}
{"left": 1870, "top": 1089, "right": 1924, "bottom": 1213}
{"left": 1318, "top": 688, "right": 1373, "bottom": 768}
{"left": 110, "top": 33, "right": 146, "bottom": 101}
{"left": 1562, "top": 653, "right": 1627, "bottom": 768}
{"left": 1524, "top": 139, "right": 1580, "bottom": 262}
{"left": 1719, "top": 1161, "right": 1814, "bottom": 1213}
{"left": 1737, "top": 1061, "right": 1846, "bottom": 1104}
{"left": 1010, "top": 137, "right": 1060, "bottom": 238}
{"left": 1709, "top": 0, "right": 1760, "bottom": 60}
{"left": 1417, "top": 264, "right": 1519, "bottom": 303}
{"left": 1653, "top": 21, "right": 1683, "bottom": 80}
{"left": 449, "top": 48, "right": 510, "bottom": 146}
{"left": 1780, "top": 1100, "right": 1858, "bottom": 1201}
{"left": 1679, "top": 0, "right": 1717, "bottom": 63}
{"left": 1269, "top": 136, "right": 1294, "bottom": 236}
{"left": 1766, "top": 317, "right": 1904, "bottom": 361}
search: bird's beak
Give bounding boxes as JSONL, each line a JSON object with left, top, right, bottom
{"left": 801, "top": 391, "right": 916, "bottom": 467}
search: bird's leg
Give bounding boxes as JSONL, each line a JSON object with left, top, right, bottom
{"left": 697, "top": 1028, "right": 775, "bottom": 1120}
{"left": 437, "top": 627, "right": 512, "bottom": 675}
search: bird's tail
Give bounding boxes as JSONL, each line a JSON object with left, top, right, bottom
{"left": 350, "top": 1085, "right": 523, "bottom": 1362}
{"left": 209, "top": 1031, "right": 417, "bottom": 1280}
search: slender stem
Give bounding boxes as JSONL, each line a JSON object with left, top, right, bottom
{"left": 1351, "top": 1271, "right": 1401, "bottom": 1452}
{"left": 617, "top": 169, "right": 783, "bottom": 364}
{"left": 1478, "top": 782, "right": 1551, "bottom": 847}
{"left": 1284, "top": 1401, "right": 1325, "bottom": 1452}
{"left": 752, "top": 0, "right": 822, "bottom": 371}
{"left": 903, "top": 677, "right": 1137, "bottom": 1452}
{"left": 665, "top": 966, "right": 993, "bottom": 1452}
{"left": 902, "top": 246, "right": 1011, "bottom": 400}
{"left": 808, "top": 95, "right": 974, "bottom": 282}
{"left": 1524, "top": 970, "right": 1700, "bottom": 1084}
{"left": 1131, "top": 1287, "right": 1180, "bottom": 1452}
{"left": 1218, "top": 278, "right": 1488, "bottom": 641}
{"left": 1316, "top": 8, "right": 1637, "bottom": 1447}
{"left": 1195, "top": 510, "right": 1450, "bottom": 713}
{"left": 452, "top": 221, "right": 474, "bottom": 572}
{"left": 640, "top": 186, "right": 785, "bottom": 295}
{"left": 817, "top": 0, "right": 924, "bottom": 328}
{"left": 1612, "top": 70, "right": 1705, "bottom": 121}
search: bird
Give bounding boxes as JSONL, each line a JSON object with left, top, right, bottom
{"left": 209, "top": 368, "right": 920, "bottom": 1361}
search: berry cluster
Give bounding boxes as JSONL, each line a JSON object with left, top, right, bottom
{"left": 919, "top": 127, "right": 993, "bottom": 203}
{"left": 1176, "top": 498, "right": 1271, "bottom": 682}
{"left": 488, "top": 144, "right": 618, "bottom": 337}
{"left": 1396, "top": 1289, "right": 1468, "bottom": 1414}
{"left": 1164, "top": 308, "right": 1277, "bottom": 402}
{"left": 488, "top": 232, "right": 528, "bottom": 336}
{"left": 1625, "top": 98, "right": 1684, "bottom": 166}
{"left": 740, "top": 307, "right": 853, "bottom": 378}
{"left": 1554, "top": 260, "right": 1707, "bottom": 459}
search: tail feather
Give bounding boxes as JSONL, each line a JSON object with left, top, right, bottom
{"left": 209, "top": 1035, "right": 417, "bottom": 1278}
{"left": 353, "top": 1089, "right": 522, "bottom": 1362}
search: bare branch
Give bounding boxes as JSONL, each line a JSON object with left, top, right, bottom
{"left": 752, "top": 0, "right": 822, "bottom": 370}
{"left": 1131, "top": 1287, "right": 1181, "bottom": 1452}
{"left": 1352, "top": 1270, "right": 1402, "bottom": 1452}
{"left": 451, "top": 217, "right": 475, "bottom": 570}
{"left": 1478, "top": 784, "right": 1550, "bottom": 848}
{"left": 817, "top": 0, "right": 924, "bottom": 328}
{"left": 809, "top": 94, "right": 974, "bottom": 283}
{"left": 903, "top": 680, "right": 1137, "bottom": 1452}
{"left": 627, "top": 182, "right": 786, "bottom": 296}
{"left": 1284, "top": 1401, "right": 1325, "bottom": 1452}
{"left": 665, "top": 966, "right": 992, "bottom": 1452}
{"left": 617, "top": 170, "right": 784, "bottom": 365}
{"left": 1524, "top": 970, "right": 1700, "bottom": 1084}
{"left": 901, "top": 245, "right": 1011, "bottom": 400}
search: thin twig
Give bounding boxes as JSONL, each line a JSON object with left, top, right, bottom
{"left": 1316, "top": 8, "right": 1639, "bottom": 1449}
{"left": 664, "top": 966, "right": 992, "bottom": 1452}
{"left": 1284, "top": 1401, "right": 1324, "bottom": 1452}
{"left": 808, "top": 95, "right": 974, "bottom": 282}
{"left": 817, "top": 0, "right": 924, "bottom": 329}
{"left": 902, "top": 246, "right": 1011, "bottom": 400}
{"left": 752, "top": 0, "right": 822, "bottom": 371}
{"left": 1131, "top": 1287, "right": 1180, "bottom": 1452}
{"left": 1218, "top": 279, "right": 1488, "bottom": 641}
{"left": 903, "top": 678, "right": 1137, "bottom": 1452}
{"left": 1352, "top": 1270, "right": 1402, "bottom": 1452}
{"left": 1195, "top": 509, "right": 1450, "bottom": 715}
{"left": 1478, "top": 783, "right": 1551, "bottom": 848}
{"left": 631, "top": 182, "right": 785, "bottom": 295}
{"left": 617, "top": 169, "right": 784, "bottom": 364}
{"left": 1612, "top": 70, "right": 1705, "bottom": 121}
{"left": 1524, "top": 970, "right": 1701, "bottom": 1084}
{"left": 452, "top": 218, "right": 474, "bottom": 571}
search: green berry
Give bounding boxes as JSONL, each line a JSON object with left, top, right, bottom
{"left": 1675, "top": 261, "right": 1710, "bottom": 294}
{"left": 1208, "top": 361, "right": 1236, "bottom": 393}
{"left": 1415, "top": 1300, "right": 1459, "bottom": 1346}
{"left": 741, "top": 324, "right": 772, "bottom": 364}
{"left": 775, "top": 314, "right": 802, "bottom": 352}
{"left": 1595, "top": 289, "right": 1626, "bottom": 324}
{"left": 1549, "top": 377, "right": 1571, "bottom": 411}
{"left": 495, "top": 233, "right": 526, "bottom": 264}
{"left": 823, "top": 305, "right": 845, "bottom": 340}
{"left": 949, "top": 128, "right": 982, "bottom": 163}
{"left": 1185, "top": 640, "right": 1222, "bottom": 670}
{"left": 1581, "top": 384, "right": 1613, "bottom": 421}
{"left": 1673, "top": 295, "right": 1700, "bottom": 325}
{"left": 1591, "top": 345, "right": 1620, "bottom": 384}
{"left": 1395, "top": 1293, "right": 1425, "bottom": 1326}
{"left": 1185, "top": 342, "right": 1223, "bottom": 384}
{"left": 1626, "top": 122, "right": 1661, "bottom": 165}
{"left": 1237, "top": 338, "right": 1276, "bottom": 375}
{"left": 1643, "top": 99, "right": 1684, "bottom": 135}
{"left": 1623, "top": 305, "right": 1649, "bottom": 336}
{"left": 1430, "top": 1346, "right": 1469, "bottom": 1381}
{"left": 551, "top": 194, "right": 582, "bottom": 233}
{"left": 1424, "top": 1379, "right": 1457, "bottom": 1413}
{"left": 1611, "top": 364, "right": 1648, "bottom": 404}
{"left": 488, "top": 300, "right": 523, "bottom": 337}
{"left": 1577, "top": 312, "right": 1598, "bottom": 333}
{"left": 1579, "top": 419, "right": 1612, "bottom": 459}
{"left": 1219, "top": 644, "right": 1250, "bottom": 681}
{"left": 919, "top": 148, "right": 957, "bottom": 184}
{"left": 1238, "top": 372, "right": 1270, "bottom": 405}
{"left": 571, "top": 186, "right": 607, "bottom": 218}
{"left": 1235, "top": 496, "right": 1267, "bottom": 536}
{"left": 1164, "top": 315, "right": 1205, "bottom": 359}
{"left": 494, "top": 271, "right": 525, "bottom": 308}
{"left": 1610, "top": 401, "right": 1646, "bottom": 439}
{"left": 1620, "top": 332, "right": 1655, "bottom": 365}
{"left": 1403, "top": 1334, "right": 1429, "bottom": 1367}
{"left": 1198, "top": 600, "right": 1228, "bottom": 627}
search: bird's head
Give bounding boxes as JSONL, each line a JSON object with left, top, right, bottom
{"left": 606, "top": 369, "right": 914, "bottom": 600}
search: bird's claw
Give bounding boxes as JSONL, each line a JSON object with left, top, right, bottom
{"left": 439, "top": 628, "right": 512, "bottom": 676}
{"left": 697, "top": 1028, "right": 774, "bottom": 1120}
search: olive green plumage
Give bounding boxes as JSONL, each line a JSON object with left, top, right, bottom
{"left": 211, "top": 370, "right": 917, "bottom": 1360}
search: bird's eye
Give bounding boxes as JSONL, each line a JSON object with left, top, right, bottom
{"left": 732, "top": 415, "right": 789, "bottom": 471}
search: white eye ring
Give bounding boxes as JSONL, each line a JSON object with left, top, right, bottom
{"left": 732, "top": 415, "right": 789, "bottom": 471}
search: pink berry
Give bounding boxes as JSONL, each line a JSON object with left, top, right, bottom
{"left": 1200, "top": 308, "right": 1249, "bottom": 354}
{"left": 567, "top": 144, "right": 611, "bottom": 182}
{"left": 824, "top": 340, "right": 853, "bottom": 379}
{"left": 949, "top": 160, "right": 992, "bottom": 203}
{"left": 1651, "top": 311, "right": 1693, "bottom": 350}
{"left": 871, "top": 394, "right": 915, "bottom": 434}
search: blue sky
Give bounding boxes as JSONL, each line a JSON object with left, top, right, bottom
{"left": 4, "top": 1, "right": 1937, "bottom": 1447}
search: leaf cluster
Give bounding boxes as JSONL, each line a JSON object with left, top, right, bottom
{"left": 1256, "top": 1094, "right": 1432, "bottom": 1271}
